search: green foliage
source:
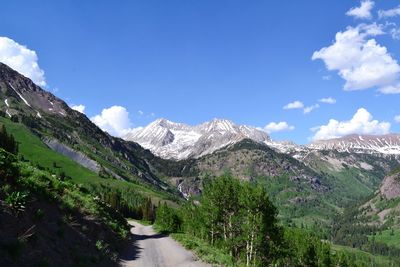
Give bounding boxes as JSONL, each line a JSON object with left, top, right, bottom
{"left": 5, "top": 191, "right": 29, "bottom": 216}
{"left": 278, "top": 228, "right": 335, "bottom": 267}
{"left": 155, "top": 203, "right": 181, "bottom": 233}
{"left": 142, "top": 197, "right": 155, "bottom": 222}
{"left": 332, "top": 197, "right": 400, "bottom": 260}
{"left": 171, "top": 233, "right": 235, "bottom": 266}
{"left": 0, "top": 148, "right": 19, "bottom": 182}
{"left": 0, "top": 124, "right": 18, "bottom": 154}
{"left": 95, "top": 239, "right": 113, "bottom": 259}
{"left": 17, "top": 163, "right": 129, "bottom": 240}
{"left": 171, "top": 175, "right": 284, "bottom": 266}
{"left": 87, "top": 183, "right": 155, "bottom": 221}
{"left": 332, "top": 244, "right": 400, "bottom": 267}
{"left": 160, "top": 175, "right": 376, "bottom": 266}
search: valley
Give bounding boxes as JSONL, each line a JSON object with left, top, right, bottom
{"left": 1, "top": 63, "right": 400, "bottom": 266}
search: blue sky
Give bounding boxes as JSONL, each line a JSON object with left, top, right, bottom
{"left": 1, "top": 0, "right": 400, "bottom": 143}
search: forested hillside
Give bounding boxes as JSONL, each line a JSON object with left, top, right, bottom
{"left": 154, "top": 175, "right": 400, "bottom": 266}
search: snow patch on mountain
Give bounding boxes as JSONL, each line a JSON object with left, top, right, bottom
{"left": 9, "top": 83, "right": 31, "bottom": 107}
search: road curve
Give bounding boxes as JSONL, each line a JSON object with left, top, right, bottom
{"left": 119, "top": 221, "right": 211, "bottom": 267}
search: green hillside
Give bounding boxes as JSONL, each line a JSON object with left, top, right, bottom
{"left": 0, "top": 117, "right": 178, "bottom": 208}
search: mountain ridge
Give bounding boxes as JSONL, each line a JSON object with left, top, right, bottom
{"left": 0, "top": 62, "right": 176, "bottom": 194}
{"left": 124, "top": 117, "right": 400, "bottom": 160}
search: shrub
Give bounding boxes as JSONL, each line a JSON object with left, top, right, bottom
{"left": 0, "top": 148, "right": 19, "bottom": 182}
{"left": 5, "top": 191, "right": 29, "bottom": 216}
{"left": 155, "top": 203, "right": 182, "bottom": 233}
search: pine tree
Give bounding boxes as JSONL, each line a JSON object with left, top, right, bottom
{"left": 0, "top": 125, "right": 18, "bottom": 154}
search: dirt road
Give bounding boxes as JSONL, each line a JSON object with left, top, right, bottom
{"left": 119, "top": 221, "right": 211, "bottom": 267}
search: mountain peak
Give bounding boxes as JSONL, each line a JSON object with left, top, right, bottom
{"left": 0, "top": 63, "right": 68, "bottom": 118}
{"left": 203, "top": 118, "right": 237, "bottom": 133}
{"left": 124, "top": 118, "right": 270, "bottom": 160}
{"left": 150, "top": 118, "right": 172, "bottom": 127}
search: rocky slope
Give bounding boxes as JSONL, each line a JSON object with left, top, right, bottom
{"left": 380, "top": 171, "right": 400, "bottom": 200}
{"left": 172, "top": 139, "right": 327, "bottom": 195}
{"left": 339, "top": 170, "right": 400, "bottom": 230}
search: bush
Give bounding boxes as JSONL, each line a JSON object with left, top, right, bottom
{"left": 155, "top": 203, "right": 182, "bottom": 233}
{"left": 5, "top": 191, "right": 29, "bottom": 216}
{"left": 0, "top": 148, "right": 19, "bottom": 182}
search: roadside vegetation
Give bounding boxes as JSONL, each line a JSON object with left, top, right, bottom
{"left": 0, "top": 122, "right": 155, "bottom": 266}
{"left": 0, "top": 141, "right": 129, "bottom": 265}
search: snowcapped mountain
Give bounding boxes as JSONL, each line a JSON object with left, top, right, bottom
{"left": 309, "top": 134, "right": 400, "bottom": 155}
{"left": 124, "top": 117, "right": 400, "bottom": 160}
{"left": 123, "top": 118, "right": 271, "bottom": 160}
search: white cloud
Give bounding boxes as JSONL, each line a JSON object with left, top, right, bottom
{"left": 395, "top": 115, "right": 400, "bottom": 123}
{"left": 0, "top": 37, "right": 46, "bottom": 86}
{"left": 311, "top": 108, "right": 390, "bottom": 140}
{"left": 283, "top": 101, "right": 304, "bottom": 110}
{"left": 346, "top": 0, "right": 374, "bottom": 19}
{"left": 379, "top": 83, "right": 400, "bottom": 94}
{"left": 71, "top": 104, "right": 86, "bottom": 114}
{"left": 312, "top": 23, "right": 400, "bottom": 94}
{"left": 390, "top": 27, "right": 400, "bottom": 40}
{"left": 319, "top": 97, "right": 337, "bottom": 104}
{"left": 138, "top": 110, "right": 144, "bottom": 116}
{"left": 264, "top": 121, "right": 294, "bottom": 133}
{"left": 378, "top": 6, "right": 400, "bottom": 18}
{"left": 303, "top": 104, "right": 320, "bottom": 114}
{"left": 91, "top": 106, "right": 134, "bottom": 137}
{"left": 322, "top": 75, "right": 332, "bottom": 80}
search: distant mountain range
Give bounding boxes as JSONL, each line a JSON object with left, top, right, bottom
{"left": 309, "top": 134, "right": 400, "bottom": 155}
{"left": 124, "top": 118, "right": 400, "bottom": 160}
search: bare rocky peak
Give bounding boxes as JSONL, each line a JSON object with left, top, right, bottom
{"left": 124, "top": 118, "right": 271, "bottom": 160}
{"left": 0, "top": 62, "right": 68, "bottom": 117}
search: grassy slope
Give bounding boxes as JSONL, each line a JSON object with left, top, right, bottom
{"left": 0, "top": 117, "right": 174, "bottom": 203}
{"left": 332, "top": 244, "right": 398, "bottom": 267}
{"left": 370, "top": 229, "right": 400, "bottom": 249}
